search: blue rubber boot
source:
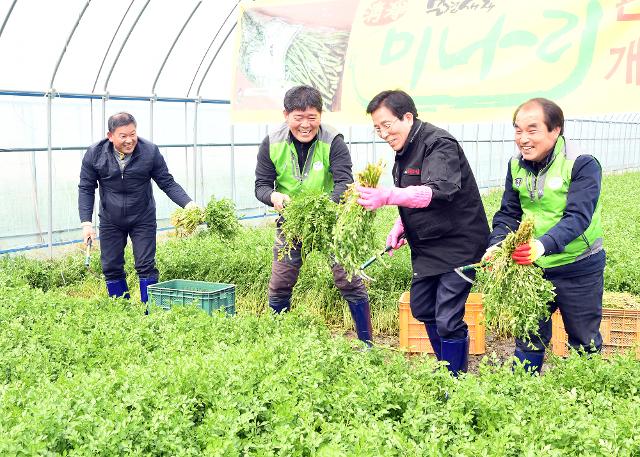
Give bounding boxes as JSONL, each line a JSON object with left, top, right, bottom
{"left": 139, "top": 277, "right": 157, "bottom": 304}
{"left": 140, "top": 277, "right": 158, "bottom": 315}
{"left": 348, "top": 298, "right": 373, "bottom": 347}
{"left": 269, "top": 296, "right": 291, "bottom": 314}
{"left": 425, "top": 323, "right": 442, "bottom": 360}
{"left": 441, "top": 335, "right": 469, "bottom": 376}
{"left": 514, "top": 349, "right": 544, "bottom": 374}
{"left": 106, "top": 278, "right": 130, "bottom": 299}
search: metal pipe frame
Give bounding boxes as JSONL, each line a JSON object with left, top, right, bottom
{"left": 46, "top": 90, "right": 53, "bottom": 257}
{"left": 0, "top": 0, "right": 18, "bottom": 40}
{"left": 92, "top": 0, "right": 135, "bottom": 93}
{"left": 49, "top": 0, "right": 92, "bottom": 90}
{"left": 195, "top": 22, "right": 237, "bottom": 97}
{"left": 187, "top": 0, "right": 240, "bottom": 97}
{"left": 103, "top": 0, "right": 151, "bottom": 92}
{"left": 151, "top": 1, "right": 202, "bottom": 95}
{"left": 2, "top": 133, "right": 639, "bottom": 155}
{"left": 0, "top": 89, "right": 230, "bottom": 104}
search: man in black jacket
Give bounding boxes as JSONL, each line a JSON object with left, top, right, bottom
{"left": 78, "top": 112, "right": 196, "bottom": 305}
{"left": 356, "top": 90, "right": 489, "bottom": 374}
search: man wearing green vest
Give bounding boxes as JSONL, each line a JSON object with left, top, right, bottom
{"left": 254, "top": 85, "right": 373, "bottom": 345}
{"left": 487, "top": 98, "right": 605, "bottom": 373}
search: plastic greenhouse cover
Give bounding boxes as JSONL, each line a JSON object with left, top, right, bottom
{"left": 0, "top": 0, "right": 237, "bottom": 99}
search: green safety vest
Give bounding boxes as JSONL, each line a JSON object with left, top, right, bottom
{"left": 510, "top": 136, "right": 603, "bottom": 268}
{"left": 269, "top": 123, "right": 337, "bottom": 198}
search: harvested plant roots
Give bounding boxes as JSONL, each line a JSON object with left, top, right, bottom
{"left": 477, "top": 218, "right": 556, "bottom": 342}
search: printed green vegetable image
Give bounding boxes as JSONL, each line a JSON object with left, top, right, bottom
{"left": 239, "top": 10, "right": 349, "bottom": 111}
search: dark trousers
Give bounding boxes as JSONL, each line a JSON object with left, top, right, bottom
{"left": 516, "top": 269, "right": 604, "bottom": 353}
{"left": 99, "top": 216, "right": 158, "bottom": 281}
{"left": 409, "top": 270, "right": 474, "bottom": 340}
{"left": 268, "top": 228, "right": 368, "bottom": 302}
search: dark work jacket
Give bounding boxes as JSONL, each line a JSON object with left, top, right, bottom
{"left": 394, "top": 120, "right": 489, "bottom": 279}
{"left": 78, "top": 137, "right": 191, "bottom": 227}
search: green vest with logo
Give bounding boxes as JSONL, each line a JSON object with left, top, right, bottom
{"left": 510, "top": 136, "right": 603, "bottom": 268}
{"left": 269, "top": 123, "right": 337, "bottom": 198}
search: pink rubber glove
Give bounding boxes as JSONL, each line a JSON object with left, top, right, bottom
{"left": 356, "top": 185, "right": 432, "bottom": 211}
{"left": 386, "top": 217, "right": 407, "bottom": 256}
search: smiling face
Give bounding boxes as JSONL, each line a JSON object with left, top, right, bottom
{"left": 107, "top": 123, "right": 138, "bottom": 155}
{"left": 284, "top": 107, "right": 321, "bottom": 143}
{"left": 370, "top": 105, "right": 413, "bottom": 152}
{"left": 513, "top": 102, "right": 560, "bottom": 162}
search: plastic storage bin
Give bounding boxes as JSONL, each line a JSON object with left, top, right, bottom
{"left": 551, "top": 308, "right": 640, "bottom": 359}
{"left": 399, "top": 292, "right": 485, "bottom": 354}
{"left": 147, "top": 279, "right": 235, "bottom": 315}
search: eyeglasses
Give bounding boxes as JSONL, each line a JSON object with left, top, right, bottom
{"left": 374, "top": 118, "right": 400, "bottom": 136}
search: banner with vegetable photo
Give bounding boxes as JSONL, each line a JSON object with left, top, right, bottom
{"left": 232, "top": 0, "right": 358, "bottom": 121}
{"left": 233, "top": 0, "right": 640, "bottom": 123}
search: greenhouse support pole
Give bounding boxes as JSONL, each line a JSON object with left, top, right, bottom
{"left": 263, "top": 124, "right": 269, "bottom": 216}
{"left": 102, "top": 94, "right": 107, "bottom": 132}
{"left": 625, "top": 115, "right": 633, "bottom": 169}
{"left": 578, "top": 119, "right": 585, "bottom": 159}
{"left": 474, "top": 123, "right": 480, "bottom": 180}
{"left": 230, "top": 125, "right": 236, "bottom": 203}
{"left": 184, "top": 102, "right": 189, "bottom": 193}
{"left": 150, "top": 94, "right": 155, "bottom": 142}
{"left": 46, "top": 90, "right": 54, "bottom": 258}
{"left": 488, "top": 122, "right": 494, "bottom": 187}
{"left": 371, "top": 128, "right": 376, "bottom": 163}
{"left": 96, "top": 93, "right": 109, "bottom": 239}
{"left": 30, "top": 149, "right": 43, "bottom": 243}
{"left": 501, "top": 123, "right": 507, "bottom": 180}
{"left": 193, "top": 98, "right": 199, "bottom": 204}
{"left": 635, "top": 115, "right": 640, "bottom": 167}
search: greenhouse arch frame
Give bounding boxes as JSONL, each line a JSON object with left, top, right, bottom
{"left": 1, "top": 0, "right": 639, "bottom": 256}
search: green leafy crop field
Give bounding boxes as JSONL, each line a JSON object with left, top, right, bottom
{"left": 0, "top": 172, "right": 639, "bottom": 454}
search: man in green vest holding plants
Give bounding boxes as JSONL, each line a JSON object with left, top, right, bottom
{"left": 254, "top": 85, "right": 373, "bottom": 345}
{"left": 486, "top": 98, "right": 605, "bottom": 373}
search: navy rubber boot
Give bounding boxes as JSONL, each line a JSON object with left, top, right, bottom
{"left": 514, "top": 349, "right": 544, "bottom": 374}
{"left": 425, "top": 323, "right": 442, "bottom": 360}
{"left": 348, "top": 298, "right": 374, "bottom": 347}
{"left": 106, "top": 278, "right": 130, "bottom": 299}
{"left": 140, "top": 277, "right": 158, "bottom": 315}
{"left": 269, "top": 296, "right": 291, "bottom": 314}
{"left": 441, "top": 336, "right": 469, "bottom": 376}
{"left": 139, "top": 277, "right": 157, "bottom": 304}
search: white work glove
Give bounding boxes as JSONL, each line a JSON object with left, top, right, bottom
{"left": 81, "top": 221, "right": 95, "bottom": 246}
{"left": 482, "top": 244, "right": 501, "bottom": 262}
{"left": 270, "top": 191, "right": 291, "bottom": 212}
{"left": 185, "top": 201, "right": 202, "bottom": 210}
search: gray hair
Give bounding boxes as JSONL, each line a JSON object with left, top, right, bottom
{"left": 108, "top": 112, "right": 137, "bottom": 133}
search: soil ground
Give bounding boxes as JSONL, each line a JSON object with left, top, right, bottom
{"left": 343, "top": 330, "right": 517, "bottom": 374}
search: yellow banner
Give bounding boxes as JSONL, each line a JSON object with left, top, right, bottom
{"left": 232, "top": 0, "right": 640, "bottom": 123}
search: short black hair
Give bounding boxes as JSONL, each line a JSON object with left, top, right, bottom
{"left": 108, "top": 112, "right": 137, "bottom": 133}
{"left": 283, "top": 85, "right": 323, "bottom": 113}
{"left": 513, "top": 98, "right": 564, "bottom": 135}
{"left": 366, "top": 90, "right": 418, "bottom": 119}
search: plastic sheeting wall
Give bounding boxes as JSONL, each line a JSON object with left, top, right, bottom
{"left": 1, "top": 94, "right": 639, "bottom": 254}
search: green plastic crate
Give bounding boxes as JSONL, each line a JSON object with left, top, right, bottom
{"left": 147, "top": 279, "right": 235, "bottom": 315}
